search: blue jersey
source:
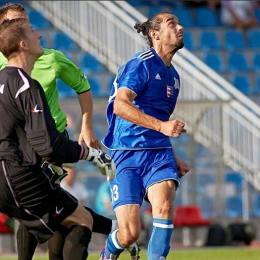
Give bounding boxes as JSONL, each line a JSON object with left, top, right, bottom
{"left": 102, "top": 48, "right": 180, "bottom": 150}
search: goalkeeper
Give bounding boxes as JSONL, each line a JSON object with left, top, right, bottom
{"left": 0, "top": 16, "right": 116, "bottom": 259}
{"left": 0, "top": 3, "right": 142, "bottom": 260}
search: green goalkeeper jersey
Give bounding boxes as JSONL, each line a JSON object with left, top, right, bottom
{"left": 0, "top": 48, "right": 90, "bottom": 132}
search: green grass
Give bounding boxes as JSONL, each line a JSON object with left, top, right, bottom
{"left": 1, "top": 248, "right": 260, "bottom": 260}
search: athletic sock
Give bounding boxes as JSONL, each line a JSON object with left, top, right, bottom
{"left": 105, "top": 230, "right": 124, "bottom": 258}
{"left": 63, "top": 225, "right": 91, "bottom": 260}
{"left": 85, "top": 207, "right": 112, "bottom": 235}
{"left": 147, "top": 218, "right": 173, "bottom": 259}
{"left": 17, "top": 224, "right": 38, "bottom": 260}
{"left": 48, "top": 225, "right": 69, "bottom": 260}
{"left": 111, "top": 219, "right": 118, "bottom": 232}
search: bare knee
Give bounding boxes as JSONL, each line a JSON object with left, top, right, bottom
{"left": 115, "top": 204, "right": 141, "bottom": 247}
{"left": 117, "top": 228, "right": 140, "bottom": 247}
{"left": 148, "top": 180, "right": 176, "bottom": 219}
{"left": 153, "top": 201, "right": 173, "bottom": 219}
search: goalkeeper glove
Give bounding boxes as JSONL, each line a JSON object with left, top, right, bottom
{"left": 49, "top": 164, "right": 73, "bottom": 185}
{"left": 86, "top": 148, "right": 116, "bottom": 181}
{"left": 50, "top": 165, "right": 68, "bottom": 184}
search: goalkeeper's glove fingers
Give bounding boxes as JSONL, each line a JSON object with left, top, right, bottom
{"left": 51, "top": 164, "right": 64, "bottom": 176}
{"left": 86, "top": 148, "right": 116, "bottom": 181}
{"left": 50, "top": 163, "right": 73, "bottom": 176}
{"left": 42, "top": 161, "right": 72, "bottom": 185}
{"left": 99, "top": 154, "right": 116, "bottom": 181}
{"left": 50, "top": 165, "right": 68, "bottom": 184}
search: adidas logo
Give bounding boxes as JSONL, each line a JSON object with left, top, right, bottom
{"left": 155, "top": 73, "right": 161, "bottom": 80}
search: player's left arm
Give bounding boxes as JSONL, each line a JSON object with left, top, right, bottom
{"left": 77, "top": 91, "right": 101, "bottom": 149}
{"left": 55, "top": 50, "right": 100, "bottom": 149}
{"left": 172, "top": 147, "right": 190, "bottom": 178}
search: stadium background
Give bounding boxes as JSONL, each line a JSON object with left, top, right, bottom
{"left": 1, "top": 0, "right": 260, "bottom": 255}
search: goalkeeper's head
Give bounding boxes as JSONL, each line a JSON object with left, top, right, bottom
{"left": 0, "top": 3, "right": 28, "bottom": 24}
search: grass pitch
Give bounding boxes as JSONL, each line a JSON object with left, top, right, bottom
{"left": 1, "top": 247, "right": 260, "bottom": 260}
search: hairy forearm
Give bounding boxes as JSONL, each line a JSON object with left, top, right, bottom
{"left": 114, "top": 99, "right": 162, "bottom": 132}
{"left": 78, "top": 91, "right": 93, "bottom": 130}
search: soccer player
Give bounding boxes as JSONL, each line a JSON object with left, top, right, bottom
{"left": 0, "top": 17, "right": 115, "bottom": 260}
{"left": 0, "top": 3, "right": 139, "bottom": 260}
{"left": 0, "top": 3, "right": 100, "bottom": 150}
{"left": 0, "top": 3, "right": 109, "bottom": 260}
{"left": 101, "top": 12, "right": 190, "bottom": 260}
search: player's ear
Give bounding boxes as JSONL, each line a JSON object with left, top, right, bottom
{"left": 20, "top": 40, "right": 28, "bottom": 50}
{"left": 149, "top": 29, "right": 159, "bottom": 40}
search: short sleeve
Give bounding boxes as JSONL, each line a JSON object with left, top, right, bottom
{"left": 54, "top": 50, "right": 90, "bottom": 93}
{"left": 117, "top": 57, "right": 148, "bottom": 96}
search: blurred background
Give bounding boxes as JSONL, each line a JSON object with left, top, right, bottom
{"left": 1, "top": 0, "right": 260, "bottom": 255}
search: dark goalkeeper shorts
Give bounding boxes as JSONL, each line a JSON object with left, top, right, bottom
{"left": 0, "top": 161, "right": 78, "bottom": 243}
{"left": 15, "top": 189, "right": 78, "bottom": 243}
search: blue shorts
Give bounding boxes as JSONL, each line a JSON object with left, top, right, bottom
{"left": 109, "top": 148, "right": 180, "bottom": 211}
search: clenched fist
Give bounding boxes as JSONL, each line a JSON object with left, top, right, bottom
{"left": 161, "top": 120, "right": 186, "bottom": 138}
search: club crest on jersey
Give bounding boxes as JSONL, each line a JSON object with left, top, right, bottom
{"left": 166, "top": 85, "right": 173, "bottom": 98}
{"left": 174, "top": 77, "right": 180, "bottom": 90}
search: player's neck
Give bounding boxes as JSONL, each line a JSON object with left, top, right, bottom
{"left": 153, "top": 45, "right": 176, "bottom": 67}
{"left": 7, "top": 53, "right": 37, "bottom": 76}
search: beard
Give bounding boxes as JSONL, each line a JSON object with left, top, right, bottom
{"left": 176, "top": 39, "right": 184, "bottom": 50}
{"left": 171, "top": 39, "right": 184, "bottom": 54}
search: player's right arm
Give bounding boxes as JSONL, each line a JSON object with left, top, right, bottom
{"left": 19, "top": 76, "right": 82, "bottom": 165}
{"left": 14, "top": 72, "right": 113, "bottom": 172}
{"left": 113, "top": 58, "right": 186, "bottom": 138}
{"left": 52, "top": 50, "right": 100, "bottom": 148}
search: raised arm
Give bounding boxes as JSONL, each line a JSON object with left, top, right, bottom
{"left": 114, "top": 87, "right": 186, "bottom": 138}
